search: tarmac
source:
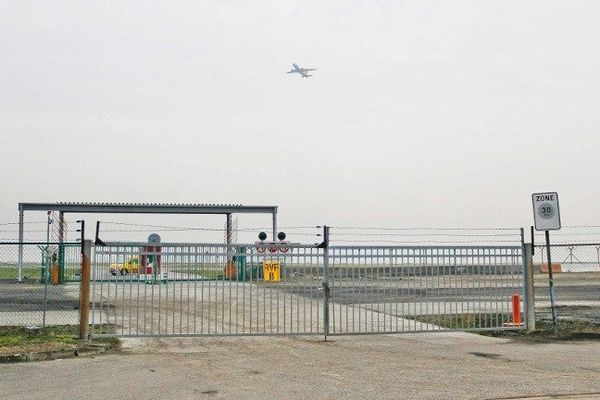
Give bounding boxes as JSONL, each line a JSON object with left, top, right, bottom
{"left": 0, "top": 332, "right": 598, "bottom": 400}
{"left": 89, "top": 280, "right": 442, "bottom": 336}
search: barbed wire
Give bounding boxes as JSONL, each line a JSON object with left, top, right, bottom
{"left": 0, "top": 221, "right": 48, "bottom": 226}
{"left": 330, "top": 239, "right": 521, "bottom": 244}
{"left": 4, "top": 220, "right": 600, "bottom": 229}
{"left": 99, "top": 221, "right": 316, "bottom": 232}
{"left": 531, "top": 232, "right": 600, "bottom": 236}
{"left": 4, "top": 229, "right": 598, "bottom": 238}
{"left": 0, "top": 230, "right": 51, "bottom": 233}
{"left": 330, "top": 232, "right": 520, "bottom": 238}
{"left": 330, "top": 226, "right": 520, "bottom": 231}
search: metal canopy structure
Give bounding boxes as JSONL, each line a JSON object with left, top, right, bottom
{"left": 17, "top": 202, "right": 278, "bottom": 281}
{"left": 19, "top": 202, "right": 277, "bottom": 215}
{"left": 18, "top": 202, "right": 278, "bottom": 241}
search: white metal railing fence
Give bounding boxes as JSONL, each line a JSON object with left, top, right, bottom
{"left": 90, "top": 243, "right": 325, "bottom": 337}
{"left": 88, "top": 242, "right": 526, "bottom": 337}
{"left": 327, "top": 246, "right": 525, "bottom": 334}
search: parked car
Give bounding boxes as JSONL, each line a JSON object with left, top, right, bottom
{"left": 110, "top": 257, "right": 139, "bottom": 276}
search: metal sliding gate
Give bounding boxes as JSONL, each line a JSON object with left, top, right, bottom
{"left": 90, "top": 243, "right": 325, "bottom": 337}
{"left": 89, "top": 243, "right": 525, "bottom": 338}
{"left": 327, "top": 246, "right": 525, "bottom": 334}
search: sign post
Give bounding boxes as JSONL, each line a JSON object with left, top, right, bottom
{"left": 532, "top": 192, "right": 561, "bottom": 331}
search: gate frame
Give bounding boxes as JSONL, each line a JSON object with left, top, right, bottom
{"left": 83, "top": 238, "right": 528, "bottom": 339}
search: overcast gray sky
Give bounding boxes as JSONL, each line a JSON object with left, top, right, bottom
{"left": 1, "top": 1, "right": 599, "bottom": 241}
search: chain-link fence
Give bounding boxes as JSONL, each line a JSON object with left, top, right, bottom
{"left": 0, "top": 242, "right": 81, "bottom": 328}
{"left": 533, "top": 243, "right": 600, "bottom": 326}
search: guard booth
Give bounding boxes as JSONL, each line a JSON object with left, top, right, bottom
{"left": 235, "top": 247, "right": 247, "bottom": 281}
{"left": 141, "top": 234, "right": 164, "bottom": 284}
{"left": 141, "top": 245, "right": 163, "bottom": 283}
{"left": 224, "top": 247, "right": 250, "bottom": 281}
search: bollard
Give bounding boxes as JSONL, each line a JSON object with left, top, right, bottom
{"left": 512, "top": 293, "right": 521, "bottom": 325}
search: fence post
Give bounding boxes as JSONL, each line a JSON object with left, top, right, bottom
{"left": 58, "top": 211, "right": 65, "bottom": 284}
{"left": 79, "top": 239, "right": 91, "bottom": 340}
{"left": 523, "top": 243, "right": 536, "bottom": 331}
{"left": 321, "top": 226, "right": 330, "bottom": 340}
{"left": 18, "top": 208, "right": 24, "bottom": 282}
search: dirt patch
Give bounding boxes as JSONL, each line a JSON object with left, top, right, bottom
{"left": 538, "top": 305, "right": 600, "bottom": 323}
{"left": 408, "top": 312, "right": 600, "bottom": 343}
{"left": 0, "top": 341, "right": 77, "bottom": 357}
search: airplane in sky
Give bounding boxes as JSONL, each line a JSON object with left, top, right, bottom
{"left": 287, "top": 63, "right": 317, "bottom": 78}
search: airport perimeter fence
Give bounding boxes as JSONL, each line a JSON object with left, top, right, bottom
{"left": 0, "top": 227, "right": 600, "bottom": 329}
{"left": 532, "top": 243, "right": 600, "bottom": 326}
{"left": 0, "top": 242, "right": 82, "bottom": 328}
{"left": 0, "top": 240, "right": 527, "bottom": 336}
{"left": 0, "top": 242, "right": 600, "bottom": 330}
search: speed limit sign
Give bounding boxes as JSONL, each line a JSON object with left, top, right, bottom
{"left": 532, "top": 192, "right": 561, "bottom": 231}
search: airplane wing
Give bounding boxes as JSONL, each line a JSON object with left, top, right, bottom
{"left": 303, "top": 68, "right": 317, "bottom": 71}
{"left": 292, "top": 63, "right": 300, "bottom": 70}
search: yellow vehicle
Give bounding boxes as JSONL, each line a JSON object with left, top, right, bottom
{"left": 110, "top": 257, "right": 139, "bottom": 276}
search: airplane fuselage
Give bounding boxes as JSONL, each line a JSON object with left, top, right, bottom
{"left": 287, "top": 63, "right": 316, "bottom": 78}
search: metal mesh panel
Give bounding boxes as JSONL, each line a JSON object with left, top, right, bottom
{"left": 328, "top": 246, "right": 525, "bottom": 334}
{"left": 90, "top": 243, "right": 324, "bottom": 337}
{"left": 533, "top": 243, "right": 600, "bottom": 324}
{"left": 1, "top": 241, "right": 527, "bottom": 335}
{"left": 0, "top": 243, "right": 81, "bottom": 328}
{"left": 88, "top": 242, "right": 525, "bottom": 337}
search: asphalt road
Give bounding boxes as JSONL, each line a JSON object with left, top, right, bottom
{"left": 0, "top": 280, "right": 597, "bottom": 311}
{"left": 0, "top": 282, "right": 79, "bottom": 312}
{"left": 1, "top": 273, "right": 598, "bottom": 330}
